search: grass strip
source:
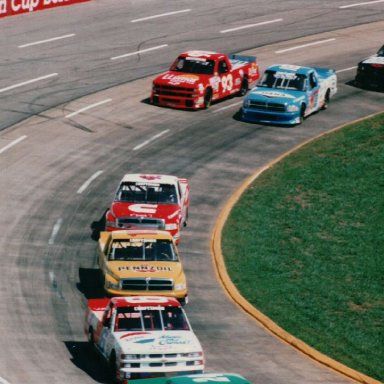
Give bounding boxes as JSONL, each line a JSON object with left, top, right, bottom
{"left": 222, "top": 114, "right": 384, "bottom": 381}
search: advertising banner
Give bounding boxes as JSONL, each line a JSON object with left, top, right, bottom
{"left": 0, "top": 0, "right": 92, "bottom": 18}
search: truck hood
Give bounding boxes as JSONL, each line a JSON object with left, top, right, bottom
{"left": 247, "top": 87, "right": 304, "bottom": 103}
{"left": 153, "top": 71, "right": 207, "bottom": 89}
{"left": 107, "top": 261, "right": 184, "bottom": 279}
{"left": 116, "top": 331, "right": 202, "bottom": 353}
{"left": 111, "top": 202, "right": 180, "bottom": 221}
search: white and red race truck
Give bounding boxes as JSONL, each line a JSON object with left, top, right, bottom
{"left": 84, "top": 296, "right": 204, "bottom": 383}
{"left": 105, "top": 174, "right": 190, "bottom": 244}
{"left": 151, "top": 50, "right": 260, "bottom": 109}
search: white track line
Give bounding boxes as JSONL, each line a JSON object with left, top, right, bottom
{"left": 340, "top": 0, "right": 384, "bottom": 8}
{"left": 77, "top": 170, "right": 104, "bottom": 194}
{"left": 18, "top": 34, "right": 75, "bottom": 48}
{"left": 0, "top": 135, "right": 27, "bottom": 155}
{"left": 133, "top": 129, "right": 170, "bottom": 151}
{"left": 275, "top": 38, "right": 336, "bottom": 54}
{"left": 336, "top": 66, "right": 357, "bottom": 73}
{"left": 0, "top": 73, "right": 58, "bottom": 94}
{"left": 48, "top": 218, "right": 63, "bottom": 245}
{"left": 213, "top": 101, "right": 243, "bottom": 113}
{"left": 0, "top": 376, "right": 11, "bottom": 384}
{"left": 131, "top": 9, "right": 191, "bottom": 23}
{"left": 111, "top": 44, "right": 168, "bottom": 60}
{"left": 220, "top": 18, "right": 283, "bottom": 34}
{"left": 65, "top": 99, "right": 112, "bottom": 118}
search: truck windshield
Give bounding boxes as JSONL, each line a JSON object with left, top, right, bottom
{"left": 171, "top": 57, "right": 215, "bottom": 75}
{"left": 115, "top": 307, "right": 190, "bottom": 332}
{"left": 258, "top": 70, "right": 306, "bottom": 91}
{"left": 116, "top": 182, "right": 177, "bottom": 204}
{"left": 108, "top": 239, "right": 178, "bottom": 261}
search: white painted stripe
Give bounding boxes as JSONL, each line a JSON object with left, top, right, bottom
{"left": 48, "top": 218, "right": 63, "bottom": 245}
{"left": 18, "top": 34, "right": 75, "bottom": 48}
{"left": 111, "top": 44, "right": 168, "bottom": 60}
{"left": 49, "top": 271, "right": 56, "bottom": 284}
{"left": 0, "top": 135, "right": 27, "bottom": 155}
{"left": 213, "top": 101, "right": 243, "bottom": 113}
{"left": 336, "top": 66, "right": 357, "bottom": 73}
{"left": 339, "top": 0, "right": 384, "bottom": 8}
{"left": 131, "top": 9, "right": 191, "bottom": 23}
{"left": 133, "top": 129, "right": 170, "bottom": 151}
{"left": 0, "top": 73, "right": 58, "bottom": 94}
{"left": 220, "top": 18, "right": 283, "bottom": 34}
{"left": 0, "top": 376, "right": 11, "bottom": 384}
{"left": 77, "top": 170, "right": 104, "bottom": 194}
{"left": 65, "top": 98, "right": 112, "bottom": 118}
{"left": 275, "top": 38, "right": 336, "bottom": 54}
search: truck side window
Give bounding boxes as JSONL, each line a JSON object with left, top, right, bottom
{"left": 218, "top": 60, "right": 228, "bottom": 74}
{"left": 309, "top": 73, "right": 317, "bottom": 89}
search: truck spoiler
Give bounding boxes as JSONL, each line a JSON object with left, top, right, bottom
{"left": 229, "top": 53, "right": 257, "bottom": 63}
{"left": 88, "top": 298, "right": 110, "bottom": 312}
{"left": 313, "top": 67, "right": 337, "bottom": 80}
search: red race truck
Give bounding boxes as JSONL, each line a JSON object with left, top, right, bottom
{"left": 151, "top": 50, "right": 259, "bottom": 109}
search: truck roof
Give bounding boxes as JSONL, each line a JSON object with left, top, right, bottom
{"left": 267, "top": 64, "right": 314, "bottom": 75}
{"left": 129, "top": 373, "right": 252, "bottom": 384}
{"left": 106, "top": 229, "right": 174, "bottom": 241}
{"left": 121, "top": 173, "right": 179, "bottom": 184}
{"left": 178, "top": 50, "right": 228, "bottom": 61}
{"left": 88, "top": 296, "right": 182, "bottom": 312}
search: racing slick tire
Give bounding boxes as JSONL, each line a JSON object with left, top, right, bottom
{"left": 204, "top": 88, "right": 212, "bottom": 109}
{"left": 321, "top": 90, "right": 330, "bottom": 110}
{"left": 109, "top": 351, "right": 120, "bottom": 384}
{"left": 299, "top": 104, "right": 306, "bottom": 124}
{"left": 238, "top": 78, "right": 249, "bottom": 96}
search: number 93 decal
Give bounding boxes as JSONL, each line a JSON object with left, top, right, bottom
{"left": 221, "top": 74, "right": 233, "bottom": 92}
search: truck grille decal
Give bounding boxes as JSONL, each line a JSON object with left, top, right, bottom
{"left": 121, "top": 278, "right": 173, "bottom": 291}
{"left": 248, "top": 100, "right": 286, "bottom": 112}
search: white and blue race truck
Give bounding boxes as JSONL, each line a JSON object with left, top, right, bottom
{"left": 241, "top": 64, "right": 337, "bottom": 125}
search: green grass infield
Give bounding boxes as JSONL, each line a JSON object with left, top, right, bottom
{"left": 222, "top": 113, "right": 384, "bottom": 382}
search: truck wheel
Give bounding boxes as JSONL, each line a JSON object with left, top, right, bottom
{"left": 204, "top": 88, "right": 212, "bottom": 109}
{"left": 238, "top": 78, "right": 249, "bottom": 96}
{"left": 299, "top": 104, "right": 306, "bottom": 124}
{"left": 109, "top": 352, "right": 119, "bottom": 383}
{"left": 321, "top": 90, "right": 330, "bottom": 110}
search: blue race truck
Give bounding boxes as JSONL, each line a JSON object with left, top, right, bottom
{"left": 241, "top": 64, "right": 337, "bottom": 125}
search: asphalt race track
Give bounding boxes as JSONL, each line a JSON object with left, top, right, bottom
{"left": 0, "top": 1, "right": 383, "bottom": 383}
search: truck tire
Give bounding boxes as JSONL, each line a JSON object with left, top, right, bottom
{"left": 321, "top": 89, "right": 330, "bottom": 110}
{"left": 238, "top": 78, "right": 249, "bottom": 96}
{"left": 299, "top": 104, "right": 306, "bottom": 124}
{"left": 109, "top": 351, "right": 119, "bottom": 383}
{"left": 87, "top": 328, "right": 98, "bottom": 356}
{"left": 204, "top": 88, "right": 212, "bottom": 109}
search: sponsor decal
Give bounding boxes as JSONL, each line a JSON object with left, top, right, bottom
{"left": 117, "top": 265, "right": 172, "bottom": 272}
{"left": 209, "top": 76, "right": 220, "bottom": 92}
{"left": 0, "top": 0, "right": 91, "bottom": 17}
{"left": 162, "top": 74, "right": 199, "bottom": 86}
{"left": 254, "top": 90, "right": 295, "bottom": 99}
{"left": 138, "top": 175, "right": 162, "bottom": 181}
{"left": 120, "top": 331, "right": 150, "bottom": 339}
{"left": 128, "top": 203, "right": 157, "bottom": 214}
{"left": 158, "top": 335, "right": 191, "bottom": 345}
